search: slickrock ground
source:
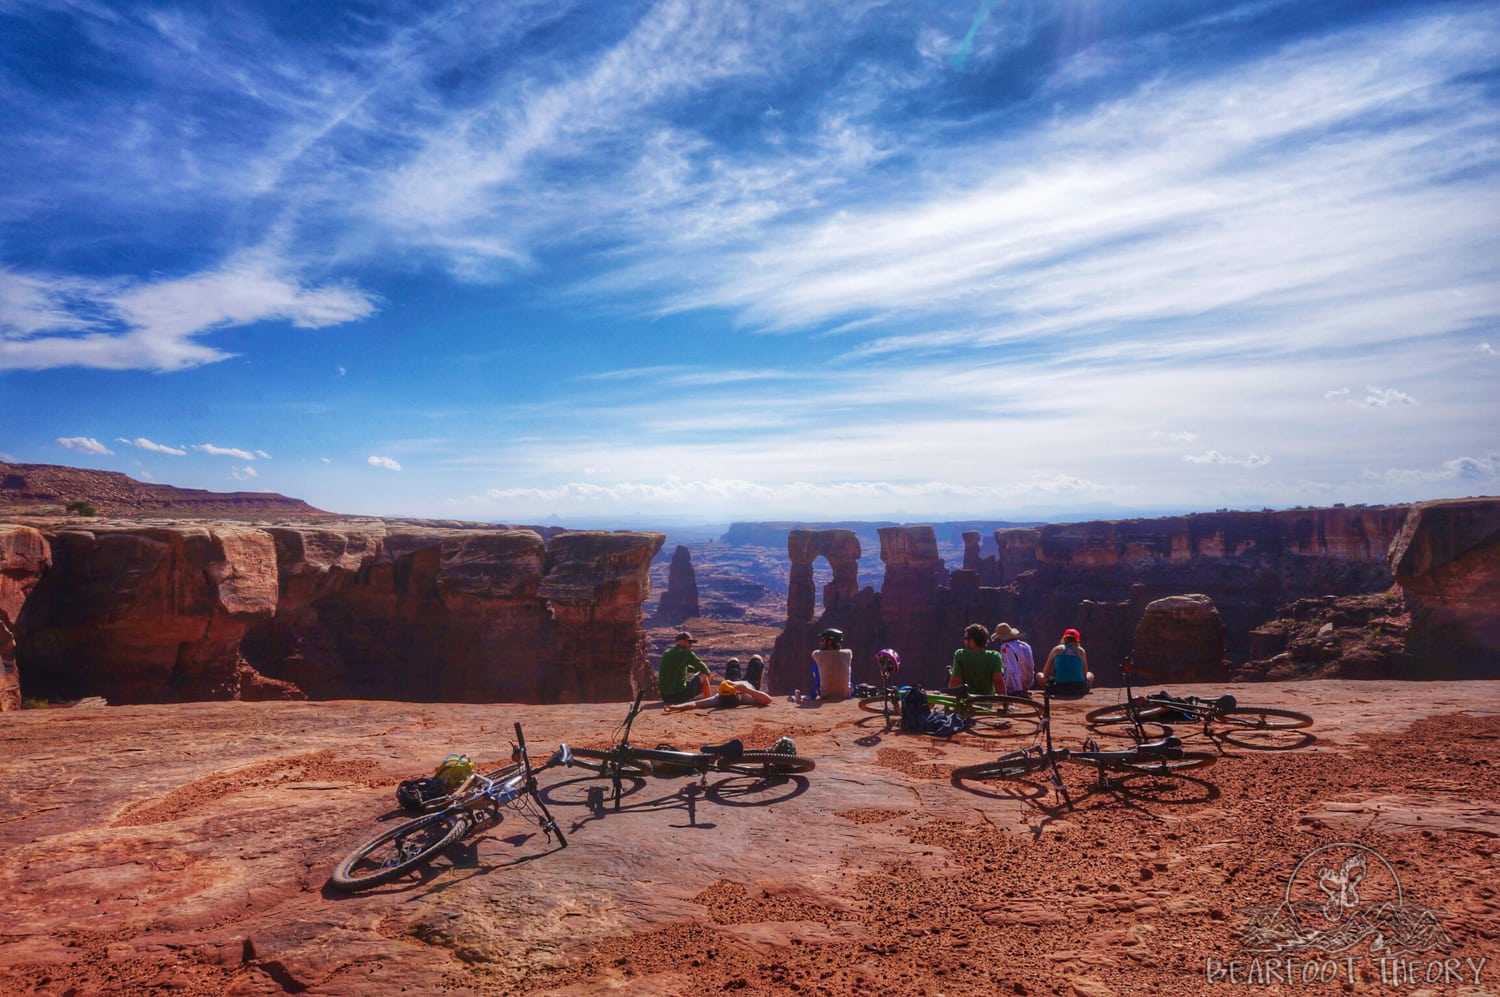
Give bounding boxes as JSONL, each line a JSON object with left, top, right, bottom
{"left": 2, "top": 682, "right": 1497, "bottom": 996}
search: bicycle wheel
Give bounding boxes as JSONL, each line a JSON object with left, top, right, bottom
{"left": 951, "top": 751, "right": 1051, "bottom": 785}
{"left": 718, "top": 751, "right": 815, "bottom": 776}
{"left": 330, "top": 810, "right": 471, "bottom": 891}
{"left": 566, "top": 748, "right": 653, "bottom": 777}
{"left": 1083, "top": 703, "right": 1174, "bottom": 739}
{"left": 966, "top": 695, "right": 1043, "bottom": 734}
{"left": 1119, "top": 751, "right": 1217, "bottom": 775}
{"left": 1084, "top": 702, "right": 1177, "bottom": 726}
{"left": 858, "top": 696, "right": 897, "bottom": 716}
{"left": 1211, "top": 707, "right": 1313, "bottom": 731}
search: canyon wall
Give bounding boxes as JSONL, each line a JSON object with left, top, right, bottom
{"left": 767, "top": 504, "right": 1498, "bottom": 692}
{"left": 4, "top": 522, "right": 662, "bottom": 708}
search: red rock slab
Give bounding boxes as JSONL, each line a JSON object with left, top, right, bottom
{"left": 0, "top": 681, "right": 1497, "bottom": 996}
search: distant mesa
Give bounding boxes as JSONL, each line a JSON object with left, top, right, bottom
{"left": 1, "top": 461, "right": 327, "bottom": 520}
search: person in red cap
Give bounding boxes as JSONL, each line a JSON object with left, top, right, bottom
{"left": 658, "top": 631, "right": 713, "bottom": 705}
{"left": 1038, "top": 628, "right": 1094, "bottom": 696}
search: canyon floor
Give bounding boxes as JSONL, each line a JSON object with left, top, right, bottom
{"left": 2, "top": 681, "right": 1497, "bottom": 996}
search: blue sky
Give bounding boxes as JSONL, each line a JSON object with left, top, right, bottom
{"left": 2, "top": 0, "right": 1497, "bottom": 524}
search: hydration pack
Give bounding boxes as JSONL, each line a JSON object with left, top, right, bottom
{"left": 900, "top": 687, "right": 929, "bottom": 731}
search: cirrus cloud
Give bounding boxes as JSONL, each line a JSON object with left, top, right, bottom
{"left": 368, "top": 455, "right": 402, "bottom": 471}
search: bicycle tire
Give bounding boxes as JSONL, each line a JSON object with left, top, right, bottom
{"left": 330, "top": 810, "right": 471, "bottom": 891}
{"left": 965, "top": 695, "right": 1043, "bottom": 733}
{"left": 566, "top": 747, "right": 653, "bottom": 778}
{"left": 1119, "top": 750, "right": 1217, "bottom": 775}
{"left": 951, "top": 751, "right": 1052, "bottom": 785}
{"left": 1084, "top": 702, "right": 1174, "bottom": 727}
{"left": 1067, "top": 751, "right": 1216, "bottom": 778}
{"left": 1212, "top": 707, "right": 1313, "bottom": 731}
{"left": 717, "top": 751, "right": 815, "bottom": 776}
{"left": 858, "top": 696, "right": 898, "bottom": 716}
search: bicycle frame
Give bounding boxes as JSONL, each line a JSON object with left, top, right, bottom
{"left": 329, "top": 721, "right": 567, "bottom": 892}
{"left": 1087, "top": 658, "right": 1312, "bottom": 736}
{"left": 565, "top": 692, "right": 814, "bottom": 810}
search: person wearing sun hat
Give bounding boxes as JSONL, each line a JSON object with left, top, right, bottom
{"left": 1039, "top": 628, "right": 1094, "bottom": 696}
{"left": 991, "top": 622, "right": 1033, "bottom": 695}
{"left": 658, "top": 631, "right": 713, "bottom": 705}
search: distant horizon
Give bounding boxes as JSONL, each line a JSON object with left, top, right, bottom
{"left": 5, "top": 454, "right": 1481, "bottom": 533}
{"left": 4, "top": 1, "right": 1496, "bottom": 521}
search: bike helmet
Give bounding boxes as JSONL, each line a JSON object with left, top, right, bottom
{"left": 874, "top": 648, "right": 901, "bottom": 673}
{"left": 818, "top": 628, "right": 844, "bottom": 647}
{"left": 433, "top": 754, "right": 475, "bottom": 791}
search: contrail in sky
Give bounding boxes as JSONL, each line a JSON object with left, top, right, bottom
{"left": 951, "top": 0, "right": 998, "bottom": 68}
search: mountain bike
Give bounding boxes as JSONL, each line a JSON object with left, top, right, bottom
{"left": 330, "top": 722, "right": 568, "bottom": 892}
{"left": 566, "top": 692, "right": 815, "bottom": 809}
{"left": 951, "top": 684, "right": 1216, "bottom": 805}
{"left": 858, "top": 682, "right": 1041, "bottom": 735}
{"left": 1084, "top": 659, "right": 1313, "bottom": 737}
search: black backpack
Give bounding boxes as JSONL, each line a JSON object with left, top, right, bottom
{"left": 900, "top": 687, "right": 930, "bottom": 731}
{"left": 396, "top": 776, "right": 449, "bottom": 813}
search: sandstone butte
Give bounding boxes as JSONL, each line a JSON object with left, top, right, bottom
{"left": 4, "top": 496, "right": 1499, "bottom": 711}
{"left": 0, "top": 685, "right": 1496, "bottom": 996}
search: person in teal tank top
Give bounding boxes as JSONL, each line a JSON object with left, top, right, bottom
{"left": 1039, "top": 629, "right": 1094, "bottom": 696}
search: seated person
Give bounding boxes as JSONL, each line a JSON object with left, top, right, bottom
{"left": 658, "top": 631, "right": 713, "bottom": 705}
{"left": 949, "top": 622, "right": 1003, "bottom": 695}
{"left": 1038, "top": 629, "right": 1094, "bottom": 696}
{"left": 811, "top": 628, "right": 853, "bottom": 700}
{"left": 664, "top": 679, "right": 775, "bottom": 713}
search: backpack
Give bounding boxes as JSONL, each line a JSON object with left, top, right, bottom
{"left": 396, "top": 776, "right": 449, "bottom": 813}
{"left": 900, "top": 686, "right": 929, "bottom": 731}
{"left": 724, "top": 659, "right": 742, "bottom": 682}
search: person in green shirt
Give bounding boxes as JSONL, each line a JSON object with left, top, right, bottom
{"left": 658, "top": 630, "right": 713, "bottom": 705}
{"left": 949, "top": 622, "right": 1003, "bottom": 695}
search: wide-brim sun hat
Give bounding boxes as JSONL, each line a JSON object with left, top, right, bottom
{"left": 992, "top": 622, "right": 1024, "bottom": 642}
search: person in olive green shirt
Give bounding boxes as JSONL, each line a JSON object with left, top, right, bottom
{"left": 658, "top": 630, "right": 713, "bottom": 705}
{"left": 949, "top": 622, "right": 1004, "bottom": 695}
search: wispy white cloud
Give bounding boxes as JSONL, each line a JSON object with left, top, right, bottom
{"left": 231, "top": 465, "right": 258, "bottom": 480}
{"left": 254, "top": 449, "right": 272, "bottom": 460}
{"left": 368, "top": 455, "right": 401, "bottom": 471}
{"left": 116, "top": 437, "right": 187, "bottom": 456}
{"left": 1480, "top": 342, "right": 1497, "bottom": 356}
{"left": 474, "top": 473, "right": 1108, "bottom": 519}
{"left": 1365, "top": 452, "right": 1500, "bottom": 487}
{"left": 56, "top": 436, "right": 112, "bottom": 455}
{"left": 193, "top": 443, "right": 257, "bottom": 460}
{"left": 1328, "top": 385, "right": 1417, "bottom": 408}
{"left": 1, "top": 257, "right": 377, "bottom": 372}
{"left": 1182, "top": 451, "right": 1272, "bottom": 468}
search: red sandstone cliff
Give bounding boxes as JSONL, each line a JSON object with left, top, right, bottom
{"left": 768, "top": 502, "right": 1498, "bottom": 692}
{"left": 6, "top": 521, "right": 663, "bottom": 709}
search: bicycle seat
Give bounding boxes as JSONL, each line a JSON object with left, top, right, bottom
{"left": 1135, "top": 736, "right": 1183, "bottom": 752}
{"left": 1212, "top": 694, "right": 1236, "bottom": 711}
{"left": 701, "top": 738, "right": 744, "bottom": 762}
{"left": 948, "top": 683, "right": 972, "bottom": 698}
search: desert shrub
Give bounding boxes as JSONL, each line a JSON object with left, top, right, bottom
{"left": 65, "top": 500, "right": 97, "bottom": 517}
